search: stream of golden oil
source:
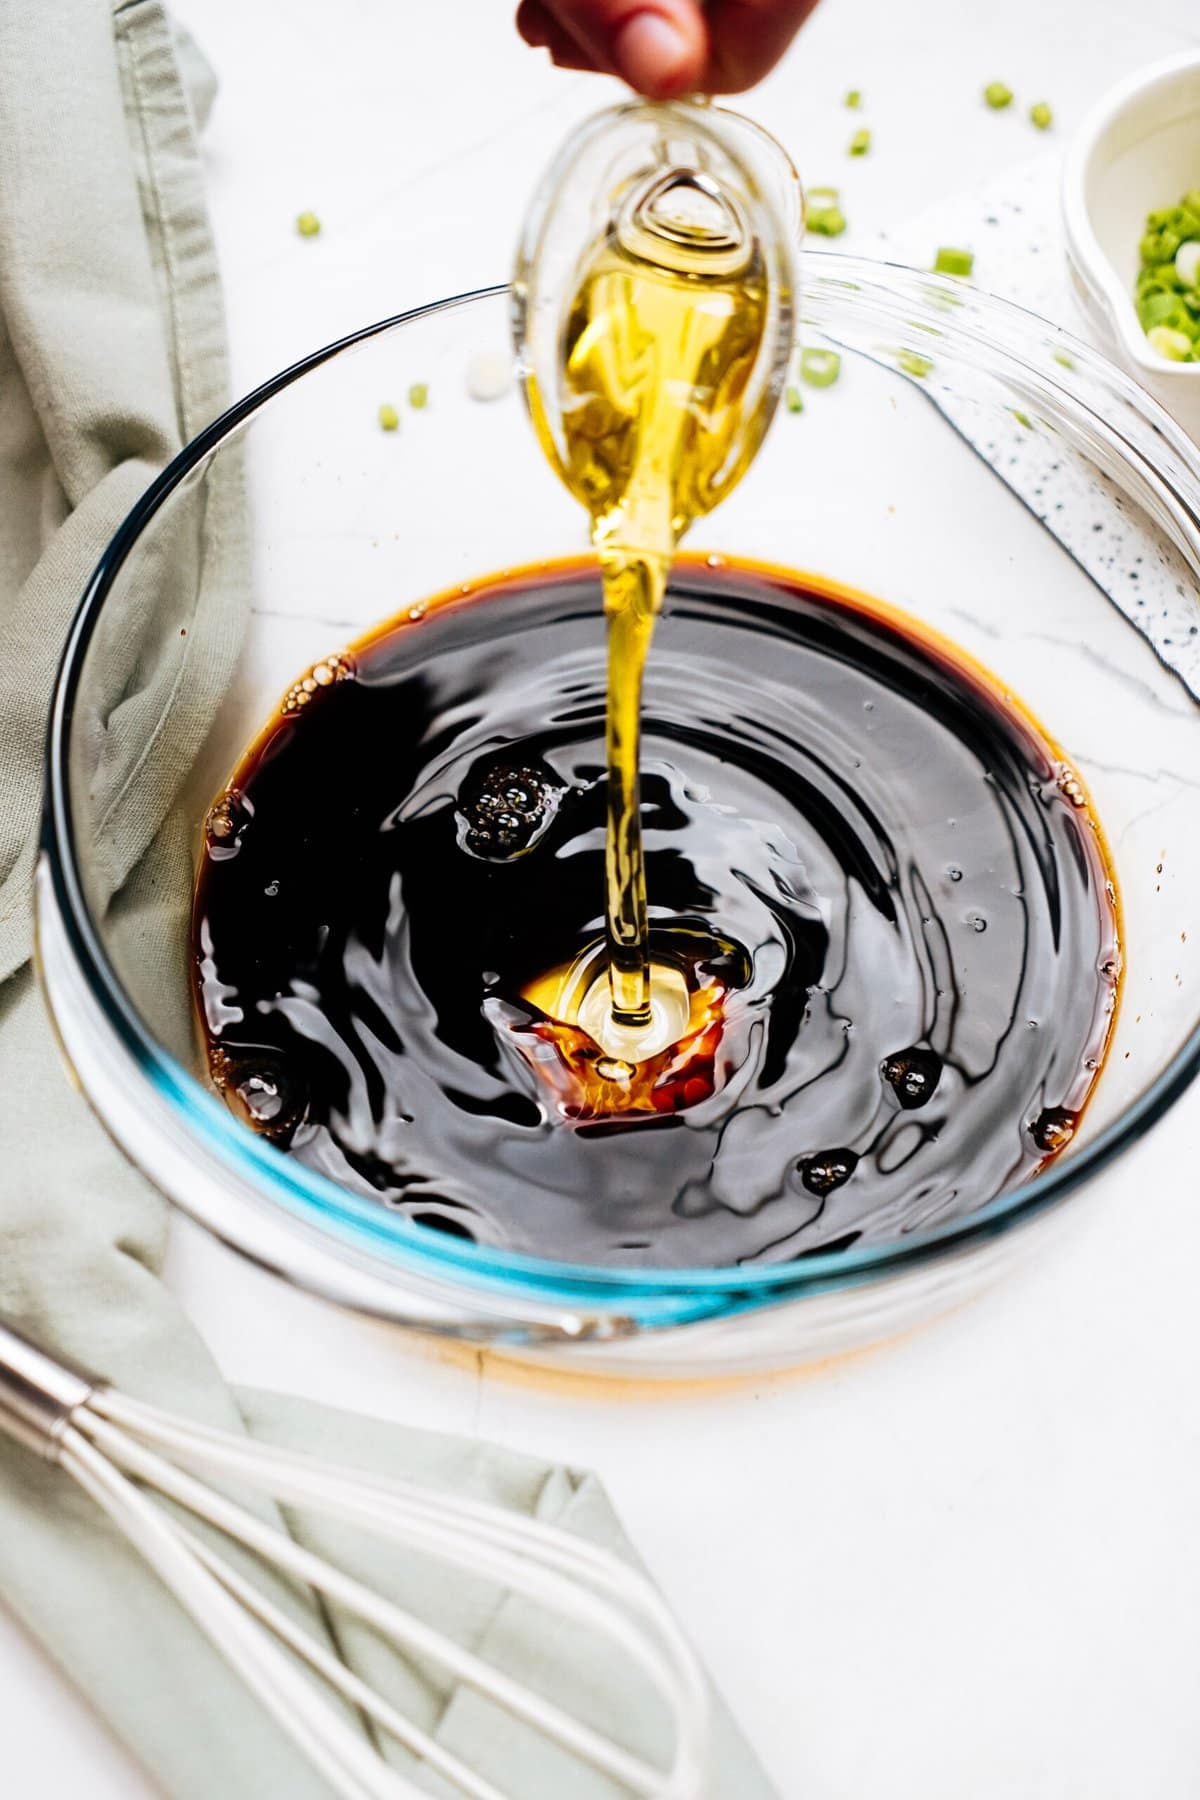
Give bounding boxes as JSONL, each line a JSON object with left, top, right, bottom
{"left": 545, "top": 235, "right": 769, "bottom": 1032}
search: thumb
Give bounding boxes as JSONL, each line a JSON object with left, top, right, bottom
{"left": 544, "top": 0, "right": 708, "bottom": 99}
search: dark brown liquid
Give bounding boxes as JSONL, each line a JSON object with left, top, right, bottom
{"left": 192, "top": 557, "right": 1120, "bottom": 1269}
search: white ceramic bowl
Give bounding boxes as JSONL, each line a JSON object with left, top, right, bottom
{"left": 1063, "top": 50, "right": 1200, "bottom": 440}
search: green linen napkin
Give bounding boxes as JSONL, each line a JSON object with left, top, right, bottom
{"left": 0, "top": 3, "right": 776, "bottom": 1796}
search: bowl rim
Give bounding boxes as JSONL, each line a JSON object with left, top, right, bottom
{"left": 38, "top": 264, "right": 1200, "bottom": 1316}
{"left": 1062, "top": 47, "right": 1200, "bottom": 380}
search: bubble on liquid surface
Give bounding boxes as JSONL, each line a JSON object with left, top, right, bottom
{"left": 237, "top": 1071, "right": 285, "bottom": 1122}
{"left": 282, "top": 652, "right": 352, "bottom": 714}
{"left": 205, "top": 789, "right": 254, "bottom": 861}
{"left": 1029, "top": 1106, "right": 1077, "bottom": 1154}
{"left": 215, "top": 1052, "right": 305, "bottom": 1140}
{"left": 881, "top": 1046, "right": 943, "bottom": 1110}
{"left": 457, "top": 762, "right": 564, "bottom": 860}
{"left": 799, "top": 1148, "right": 860, "bottom": 1196}
{"left": 1057, "top": 765, "right": 1087, "bottom": 808}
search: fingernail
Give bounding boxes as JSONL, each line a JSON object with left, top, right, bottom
{"left": 613, "top": 12, "right": 691, "bottom": 93}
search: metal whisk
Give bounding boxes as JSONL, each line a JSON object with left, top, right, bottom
{"left": 0, "top": 1320, "right": 710, "bottom": 1800}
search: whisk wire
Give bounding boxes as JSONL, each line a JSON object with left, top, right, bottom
{"left": 96, "top": 1389, "right": 699, "bottom": 1679}
{"left": 79, "top": 1413, "right": 672, "bottom": 1795}
{"left": 62, "top": 1429, "right": 419, "bottom": 1800}
{"left": 0, "top": 1319, "right": 712, "bottom": 1800}
{"left": 179, "top": 1527, "right": 507, "bottom": 1800}
{"left": 77, "top": 1393, "right": 707, "bottom": 1797}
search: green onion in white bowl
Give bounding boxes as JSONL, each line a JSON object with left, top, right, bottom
{"left": 1063, "top": 50, "right": 1200, "bottom": 440}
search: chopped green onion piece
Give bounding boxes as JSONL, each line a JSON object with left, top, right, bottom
{"left": 934, "top": 245, "right": 974, "bottom": 278}
{"left": 295, "top": 211, "right": 321, "bottom": 238}
{"left": 984, "top": 82, "right": 1013, "bottom": 110}
{"left": 1176, "top": 241, "right": 1200, "bottom": 287}
{"left": 848, "top": 128, "right": 871, "bottom": 157}
{"left": 408, "top": 382, "right": 429, "bottom": 410}
{"left": 785, "top": 384, "right": 804, "bottom": 413}
{"left": 1011, "top": 409, "right": 1033, "bottom": 429}
{"left": 807, "top": 205, "right": 847, "bottom": 238}
{"left": 1147, "top": 325, "right": 1193, "bottom": 361}
{"left": 799, "top": 348, "right": 841, "bottom": 389}
{"left": 1052, "top": 349, "right": 1075, "bottom": 370}
{"left": 378, "top": 403, "right": 400, "bottom": 432}
{"left": 1138, "top": 265, "right": 1184, "bottom": 294}
{"left": 1029, "top": 101, "right": 1053, "bottom": 131}
{"left": 1144, "top": 227, "right": 1183, "bottom": 263}
{"left": 807, "top": 185, "right": 840, "bottom": 205}
{"left": 844, "top": 89, "right": 862, "bottom": 109}
{"left": 898, "top": 350, "right": 934, "bottom": 379}
{"left": 1138, "top": 290, "right": 1189, "bottom": 332}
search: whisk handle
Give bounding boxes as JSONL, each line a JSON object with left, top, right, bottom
{"left": 0, "top": 1321, "right": 97, "bottom": 1461}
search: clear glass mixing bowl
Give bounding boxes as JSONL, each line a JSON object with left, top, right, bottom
{"left": 37, "top": 256, "right": 1200, "bottom": 1376}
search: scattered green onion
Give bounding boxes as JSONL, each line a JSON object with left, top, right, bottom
{"left": 799, "top": 348, "right": 841, "bottom": 389}
{"left": 1135, "top": 191, "right": 1200, "bottom": 360}
{"left": 934, "top": 245, "right": 974, "bottom": 278}
{"left": 1052, "top": 349, "right": 1075, "bottom": 370}
{"left": 807, "top": 205, "right": 847, "bottom": 237}
{"left": 984, "top": 82, "right": 1013, "bottom": 110}
{"left": 1030, "top": 101, "right": 1053, "bottom": 131}
{"left": 1011, "top": 409, "right": 1033, "bottom": 429}
{"left": 806, "top": 186, "right": 847, "bottom": 237}
{"left": 295, "top": 211, "right": 321, "bottom": 238}
{"left": 844, "top": 89, "right": 862, "bottom": 109}
{"left": 408, "top": 382, "right": 429, "bottom": 410}
{"left": 898, "top": 350, "right": 934, "bottom": 379}
{"left": 848, "top": 128, "right": 871, "bottom": 157}
{"left": 378, "top": 403, "right": 400, "bottom": 432}
{"left": 785, "top": 384, "right": 804, "bottom": 413}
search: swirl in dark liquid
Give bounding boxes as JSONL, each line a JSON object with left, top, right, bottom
{"left": 192, "top": 558, "right": 1120, "bottom": 1269}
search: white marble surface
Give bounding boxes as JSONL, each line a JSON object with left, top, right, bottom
{"left": 9, "top": 1, "right": 1200, "bottom": 1795}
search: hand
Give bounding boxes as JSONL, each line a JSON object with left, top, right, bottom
{"left": 515, "top": 0, "right": 820, "bottom": 99}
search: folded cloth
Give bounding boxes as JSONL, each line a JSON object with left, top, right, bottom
{"left": 0, "top": 4, "right": 775, "bottom": 1796}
